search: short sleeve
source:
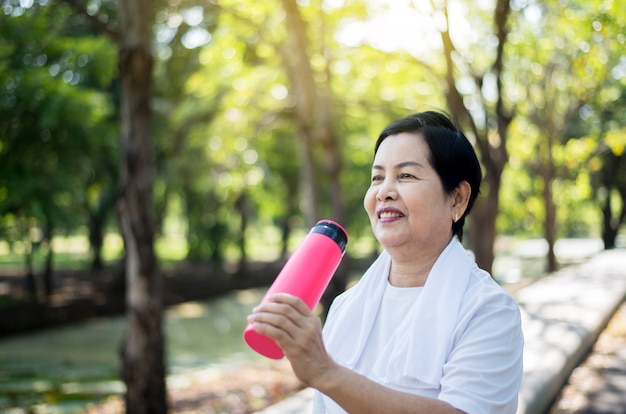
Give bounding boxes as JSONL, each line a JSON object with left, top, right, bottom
{"left": 438, "top": 279, "right": 524, "bottom": 414}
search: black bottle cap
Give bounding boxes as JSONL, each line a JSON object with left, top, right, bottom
{"left": 310, "top": 220, "right": 348, "bottom": 252}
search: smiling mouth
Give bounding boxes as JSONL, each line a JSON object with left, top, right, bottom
{"left": 378, "top": 211, "right": 404, "bottom": 219}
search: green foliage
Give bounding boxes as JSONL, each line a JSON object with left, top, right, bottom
{"left": 0, "top": 3, "right": 119, "bottom": 261}
{"left": 497, "top": 0, "right": 626, "bottom": 239}
{"left": 2, "top": 0, "right": 625, "bottom": 274}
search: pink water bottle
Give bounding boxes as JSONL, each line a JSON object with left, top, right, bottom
{"left": 243, "top": 219, "right": 348, "bottom": 359}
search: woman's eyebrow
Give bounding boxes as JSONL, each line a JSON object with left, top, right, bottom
{"left": 397, "top": 161, "right": 423, "bottom": 169}
{"left": 371, "top": 161, "right": 423, "bottom": 170}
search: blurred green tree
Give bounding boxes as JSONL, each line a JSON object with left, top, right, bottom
{"left": 0, "top": 2, "right": 118, "bottom": 300}
{"left": 507, "top": 0, "right": 626, "bottom": 269}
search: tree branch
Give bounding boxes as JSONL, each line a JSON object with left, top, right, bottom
{"left": 55, "top": 0, "right": 119, "bottom": 44}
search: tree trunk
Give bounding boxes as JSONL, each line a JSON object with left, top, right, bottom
{"left": 437, "top": 0, "right": 512, "bottom": 274}
{"left": 600, "top": 152, "right": 626, "bottom": 249}
{"left": 235, "top": 192, "right": 250, "bottom": 276}
{"left": 89, "top": 213, "right": 105, "bottom": 270}
{"left": 117, "top": 1, "right": 167, "bottom": 413}
{"left": 467, "top": 173, "right": 499, "bottom": 274}
{"left": 540, "top": 141, "right": 558, "bottom": 272}
{"left": 43, "top": 238, "right": 53, "bottom": 301}
{"left": 24, "top": 245, "right": 38, "bottom": 304}
{"left": 601, "top": 199, "right": 617, "bottom": 249}
{"left": 280, "top": 0, "right": 349, "bottom": 315}
{"left": 280, "top": 0, "right": 321, "bottom": 227}
{"left": 296, "top": 129, "right": 321, "bottom": 227}
{"left": 88, "top": 189, "right": 118, "bottom": 270}
{"left": 42, "top": 217, "right": 54, "bottom": 302}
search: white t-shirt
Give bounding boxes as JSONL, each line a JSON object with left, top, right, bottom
{"left": 314, "top": 254, "right": 523, "bottom": 414}
{"left": 354, "top": 281, "right": 423, "bottom": 380}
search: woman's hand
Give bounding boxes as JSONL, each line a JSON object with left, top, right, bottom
{"left": 248, "top": 294, "right": 465, "bottom": 414}
{"left": 247, "top": 293, "right": 336, "bottom": 387}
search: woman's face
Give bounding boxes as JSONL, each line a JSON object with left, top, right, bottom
{"left": 364, "top": 132, "right": 455, "bottom": 253}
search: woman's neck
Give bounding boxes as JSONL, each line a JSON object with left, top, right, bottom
{"left": 387, "top": 237, "right": 453, "bottom": 287}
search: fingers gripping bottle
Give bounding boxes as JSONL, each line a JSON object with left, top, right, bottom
{"left": 243, "top": 220, "right": 348, "bottom": 359}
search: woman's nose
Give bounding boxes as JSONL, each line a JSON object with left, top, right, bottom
{"left": 376, "top": 179, "right": 397, "bottom": 201}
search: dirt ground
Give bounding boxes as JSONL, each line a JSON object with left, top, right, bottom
{"left": 84, "top": 359, "right": 304, "bottom": 414}
{"left": 550, "top": 301, "right": 626, "bottom": 413}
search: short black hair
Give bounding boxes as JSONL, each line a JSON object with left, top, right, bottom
{"left": 374, "top": 111, "right": 482, "bottom": 241}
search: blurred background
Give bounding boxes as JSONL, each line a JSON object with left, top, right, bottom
{"left": 0, "top": 0, "right": 625, "bottom": 412}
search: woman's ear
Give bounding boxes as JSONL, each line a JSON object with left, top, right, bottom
{"left": 451, "top": 181, "right": 471, "bottom": 219}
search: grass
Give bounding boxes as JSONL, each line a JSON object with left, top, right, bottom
{"left": 0, "top": 224, "right": 379, "bottom": 277}
{"left": 0, "top": 230, "right": 274, "bottom": 275}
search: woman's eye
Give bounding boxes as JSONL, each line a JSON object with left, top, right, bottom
{"left": 371, "top": 175, "right": 383, "bottom": 182}
{"left": 399, "top": 173, "right": 415, "bottom": 179}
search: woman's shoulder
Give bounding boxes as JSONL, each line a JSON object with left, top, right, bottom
{"left": 463, "top": 265, "right": 519, "bottom": 309}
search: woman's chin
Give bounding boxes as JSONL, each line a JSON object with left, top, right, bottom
{"left": 375, "top": 232, "right": 406, "bottom": 249}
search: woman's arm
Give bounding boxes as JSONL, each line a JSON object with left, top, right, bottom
{"left": 247, "top": 293, "right": 464, "bottom": 414}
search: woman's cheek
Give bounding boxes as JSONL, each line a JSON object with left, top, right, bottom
{"left": 363, "top": 187, "right": 376, "bottom": 216}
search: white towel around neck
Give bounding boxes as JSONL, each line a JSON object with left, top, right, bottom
{"left": 323, "top": 237, "right": 473, "bottom": 387}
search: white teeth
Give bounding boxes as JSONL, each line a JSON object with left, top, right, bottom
{"left": 379, "top": 211, "right": 402, "bottom": 218}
